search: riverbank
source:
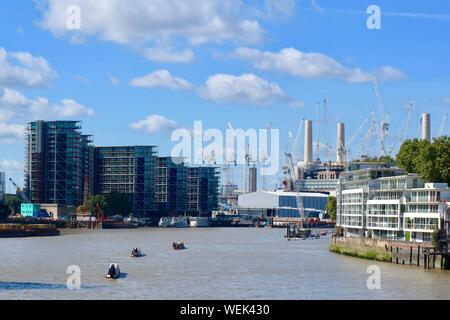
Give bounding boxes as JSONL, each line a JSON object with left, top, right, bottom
{"left": 0, "top": 223, "right": 60, "bottom": 238}
{"left": 330, "top": 236, "right": 450, "bottom": 270}
{"left": 329, "top": 242, "right": 391, "bottom": 262}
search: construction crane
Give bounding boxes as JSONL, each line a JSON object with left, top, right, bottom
{"left": 228, "top": 121, "right": 253, "bottom": 193}
{"left": 404, "top": 100, "right": 417, "bottom": 141}
{"left": 291, "top": 119, "right": 305, "bottom": 164}
{"left": 359, "top": 110, "right": 378, "bottom": 159}
{"left": 315, "top": 101, "right": 321, "bottom": 161}
{"left": 323, "top": 99, "right": 332, "bottom": 161}
{"left": 283, "top": 152, "right": 305, "bottom": 225}
{"left": 372, "top": 75, "right": 390, "bottom": 157}
{"left": 440, "top": 113, "right": 448, "bottom": 136}
{"left": 343, "top": 117, "right": 369, "bottom": 161}
{"left": 260, "top": 122, "right": 272, "bottom": 191}
{"left": 9, "top": 178, "right": 31, "bottom": 203}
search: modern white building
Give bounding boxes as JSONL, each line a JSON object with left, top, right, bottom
{"left": 404, "top": 183, "right": 450, "bottom": 242}
{"left": 238, "top": 190, "right": 329, "bottom": 218}
{"left": 337, "top": 165, "right": 450, "bottom": 243}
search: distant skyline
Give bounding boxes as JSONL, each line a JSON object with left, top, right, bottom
{"left": 0, "top": 0, "right": 449, "bottom": 192}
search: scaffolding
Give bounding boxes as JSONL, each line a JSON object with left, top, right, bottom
{"left": 24, "top": 121, "right": 90, "bottom": 206}
{"left": 155, "top": 157, "right": 187, "bottom": 216}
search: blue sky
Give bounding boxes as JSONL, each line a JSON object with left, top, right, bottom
{"left": 0, "top": 0, "right": 449, "bottom": 192}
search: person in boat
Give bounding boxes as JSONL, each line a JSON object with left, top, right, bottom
{"left": 109, "top": 263, "right": 116, "bottom": 276}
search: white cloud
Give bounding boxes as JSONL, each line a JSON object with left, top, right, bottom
{"left": 130, "top": 70, "right": 193, "bottom": 90}
{"left": 53, "top": 99, "right": 96, "bottom": 117}
{"left": 248, "top": 0, "right": 297, "bottom": 21}
{"left": 107, "top": 73, "right": 120, "bottom": 85}
{"left": 130, "top": 114, "right": 178, "bottom": 133}
{"left": 233, "top": 47, "right": 405, "bottom": 83}
{"left": 0, "top": 47, "right": 57, "bottom": 87}
{"left": 74, "top": 75, "right": 92, "bottom": 85}
{"left": 142, "top": 47, "right": 194, "bottom": 63}
{"left": 0, "top": 123, "right": 25, "bottom": 143}
{"left": 0, "top": 159, "right": 23, "bottom": 172}
{"left": 38, "top": 0, "right": 264, "bottom": 46}
{"left": 443, "top": 97, "right": 450, "bottom": 105}
{"left": 0, "top": 88, "right": 95, "bottom": 121}
{"left": 201, "top": 73, "right": 299, "bottom": 106}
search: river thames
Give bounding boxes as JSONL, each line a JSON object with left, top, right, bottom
{"left": 0, "top": 228, "right": 449, "bottom": 300}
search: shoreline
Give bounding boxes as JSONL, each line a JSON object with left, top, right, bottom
{"left": 330, "top": 236, "right": 450, "bottom": 271}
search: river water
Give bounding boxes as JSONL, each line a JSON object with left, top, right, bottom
{"left": 0, "top": 228, "right": 449, "bottom": 300}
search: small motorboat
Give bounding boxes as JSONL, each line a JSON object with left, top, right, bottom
{"left": 131, "top": 248, "right": 142, "bottom": 257}
{"left": 320, "top": 231, "right": 328, "bottom": 236}
{"left": 106, "top": 262, "right": 121, "bottom": 279}
{"left": 172, "top": 242, "right": 186, "bottom": 250}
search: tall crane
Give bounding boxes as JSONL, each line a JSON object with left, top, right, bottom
{"left": 260, "top": 122, "right": 272, "bottom": 191}
{"left": 359, "top": 110, "right": 378, "bottom": 159}
{"left": 323, "top": 99, "right": 332, "bottom": 161}
{"left": 372, "top": 75, "right": 390, "bottom": 157}
{"left": 9, "top": 178, "right": 31, "bottom": 203}
{"left": 284, "top": 152, "right": 305, "bottom": 225}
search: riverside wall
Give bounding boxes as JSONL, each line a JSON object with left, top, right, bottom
{"left": 330, "top": 236, "right": 449, "bottom": 270}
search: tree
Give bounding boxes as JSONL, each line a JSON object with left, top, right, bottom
{"left": 326, "top": 196, "right": 337, "bottom": 221}
{"left": 396, "top": 138, "right": 423, "bottom": 173}
{"left": 86, "top": 194, "right": 107, "bottom": 216}
{"left": 431, "top": 136, "right": 450, "bottom": 185}
{"left": 397, "top": 137, "right": 450, "bottom": 184}
{"left": 104, "top": 192, "right": 133, "bottom": 217}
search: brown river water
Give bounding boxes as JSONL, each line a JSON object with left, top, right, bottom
{"left": 0, "top": 228, "right": 449, "bottom": 300}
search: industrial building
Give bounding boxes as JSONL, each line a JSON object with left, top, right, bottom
{"left": 94, "top": 146, "right": 158, "bottom": 216}
{"left": 248, "top": 167, "right": 257, "bottom": 193}
{"left": 238, "top": 190, "right": 329, "bottom": 218}
{"left": 24, "top": 121, "right": 92, "bottom": 206}
{"left": 187, "top": 166, "right": 220, "bottom": 216}
{"left": 336, "top": 163, "right": 450, "bottom": 243}
{"left": 282, "top": 120, "right": 345, "bottom": 194}
{"left": 155, "top": 157, "right": 187, "bottom": 215}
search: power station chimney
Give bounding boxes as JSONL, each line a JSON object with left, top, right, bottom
{"left": 421, "top": 113, "right": 431, "bottom": 142}
{"left": 304, "top": 120, "right": 313, "bottom": 164}
{"left": 336, "top": 122, "right": 345, "bottom": 164}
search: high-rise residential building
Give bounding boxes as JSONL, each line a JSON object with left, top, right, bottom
{"left": 0, "top": 172, "right": 5, "bottom": 203}
{"left": 24, "top": 121, "right": 92, "bottom": 206}
{"left": 94, "top": 146, "right": 157, "bottom": 216}
{"left": 155, "top": 157, "right": 187, "bottom": 216}
{"left": 187, "top": 166, "right": 220, "bottom": 217}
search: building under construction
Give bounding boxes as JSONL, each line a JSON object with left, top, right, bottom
{"left": 23, "top": 121, "right": 222, "bottom": 218}
{"left": 187, "top": 166, "right": 220, "bottom": 217}
{"left": 24, "top": 121, "right": 92, "bottom": 206}
{"left": 94, "top": 146, "right": 158, "bottom": 216}
{"left": 155, "top": 157, "right": 187, "bottom": 216}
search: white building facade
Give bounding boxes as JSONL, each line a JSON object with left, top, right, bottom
{"left": 337, "top": 166, "right": 450, "bottom": 243}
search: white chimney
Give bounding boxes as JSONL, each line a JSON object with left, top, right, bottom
{"left": 304, "top": 120, "right": 313, "bottom": 164}
{"left": 421, "top": 113, "right": 431, "bottom": 142}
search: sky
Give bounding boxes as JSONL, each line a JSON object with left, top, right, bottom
{"left": 0, "top": 0, "right": 449, "bottom": 192}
